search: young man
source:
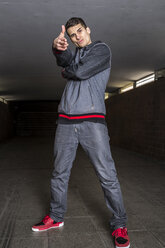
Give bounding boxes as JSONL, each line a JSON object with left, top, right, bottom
{"left": 32, "top": 17, "right": 130, "bottom": 248}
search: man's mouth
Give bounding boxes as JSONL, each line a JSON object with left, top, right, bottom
{"left": 78, "top": 39, "right": 84, "bottom": 44}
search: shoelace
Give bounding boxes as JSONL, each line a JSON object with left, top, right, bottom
{"left": 112, "top": 228, "right": 128, "bottom": 238}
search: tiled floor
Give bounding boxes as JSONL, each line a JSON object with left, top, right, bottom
{"left": 0, "top": 137, "right": 164, "bottom": 248}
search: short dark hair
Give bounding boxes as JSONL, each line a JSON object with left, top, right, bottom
{"left": 65, "top": 17, "right": 87, "bottom": 34}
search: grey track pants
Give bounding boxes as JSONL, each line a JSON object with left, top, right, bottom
{"left": 49, "top": 121, "right": 127, "bottom": 229}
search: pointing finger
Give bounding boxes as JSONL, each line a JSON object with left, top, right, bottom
{"left": 59, "top": 25, "right": 66, "bottom": 38}
{"left": 61, "top": 25, "right": 65, "bottom": 35}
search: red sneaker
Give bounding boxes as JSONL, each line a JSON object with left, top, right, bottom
{"left": 112, "top": 227, "right": 130, "bottom": 248}
{"left": 32, "top": 215, "right": 64, "bottom": 232}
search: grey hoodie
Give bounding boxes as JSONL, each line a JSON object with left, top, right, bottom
{"left": 53, "top": 41, "right": 111, "bottom": 123}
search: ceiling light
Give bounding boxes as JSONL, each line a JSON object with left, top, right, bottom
{"left": 136, "top": 74, "right": 155, "bottom": 87}
{"left": 0, "top": 97, "right": 7, "bottom": 104}
{"left": 105, "top": 92, "right": 110, "bottom": 100}
{"left": 120, "top": 83, "right": 134, "bottom": 93}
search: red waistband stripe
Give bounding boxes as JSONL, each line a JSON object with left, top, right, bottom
{"left": 59, "top": 114, "right": 105, "bottom": 120}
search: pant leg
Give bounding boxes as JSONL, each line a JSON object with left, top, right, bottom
{"left": 50, "top": 124, "right": 78, "bottom": 222}
{"left": 79, "top": 122, "right": 127, "bottom": 230}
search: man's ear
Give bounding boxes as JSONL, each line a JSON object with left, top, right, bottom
{"left": 86, "top": 27, "right": 91, "bottom": 34}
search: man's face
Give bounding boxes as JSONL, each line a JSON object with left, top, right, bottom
{"left": 67, "top": 24, "right": 92, "bottom": 48}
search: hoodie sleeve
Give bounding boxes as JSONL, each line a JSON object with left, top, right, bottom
{"left": 62, "top": 43, "right": 111, "bottom": 80}
{"left": 52, "top": 46, "right": 74, "bottom": 67}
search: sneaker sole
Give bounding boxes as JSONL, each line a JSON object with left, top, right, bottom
{"left": 116, "top": 244, "right": 130, "bottom": 248}
{"left": 32, "top": 222, "right": 64, "bottom": 232}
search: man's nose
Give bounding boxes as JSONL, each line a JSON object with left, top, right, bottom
{"left": 76, "top": 35, "right": 80, "bottom": 40}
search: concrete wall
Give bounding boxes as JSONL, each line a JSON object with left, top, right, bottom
{"left": 10, "top": 101, "right": 59, "bottom": 136}
{"left": 0, "top": 102, "right": 13, "bottom": 142}
{"left": 106, "top": 78, "right": 165, "bottom": 160}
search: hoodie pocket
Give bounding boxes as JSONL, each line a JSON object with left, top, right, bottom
{"left": 88, "top": 84, "right": 94, "bottom": 110}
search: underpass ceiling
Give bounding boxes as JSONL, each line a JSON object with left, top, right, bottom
{"left": 0, "top": 0, "right": 165, "bottom": 100}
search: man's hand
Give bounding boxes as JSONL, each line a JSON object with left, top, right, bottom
{"left": 53, "top": 25, "right": 69, "bottom": 51}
